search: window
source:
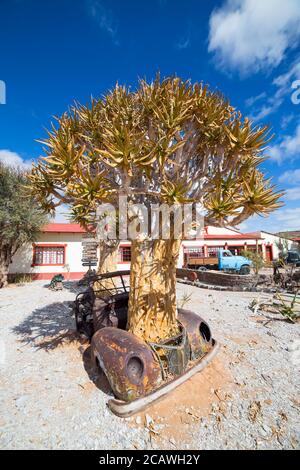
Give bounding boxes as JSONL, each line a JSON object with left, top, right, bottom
{"left": 184, "top": 247, "right": 204, "bottom": 258}
{"left": 228, "top": 246, "right": 243, "bottom": 256}
{"left": 119, "top": 246, "right": 131, "bottom": 262}
{"left": 222, "top": 250, "right": 233, "bottom": 257}
{"left": 33, "top": 245, "right": 65, "bottom": 266}
{"left": 245, "top": 246, "right": 262, "bottom": 253}
{"left": 207, "top": 246, "right": 223, "bottom": 257}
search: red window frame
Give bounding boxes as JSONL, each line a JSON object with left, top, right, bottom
{"left": 184, "top": 246, "right": 205, "bottom": 258}
{"left": 32, "top": 244, "right": 66, "bottom": 266}
{"left": 207, "top": 246, "right": 224, "bottom": 257}
{"left": 119, "top": 245, "right": 131, "bottom": 263}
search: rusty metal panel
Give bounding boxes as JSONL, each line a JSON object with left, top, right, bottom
{"left": 178, "top": 309, "right": 213, "bottom": 360}
{"left": 91, "top": 327, "right": 162, "bottom": 402}
{"left": 149, "top": 327, "right": 190, "bottom": 377}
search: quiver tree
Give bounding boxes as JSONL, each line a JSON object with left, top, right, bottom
{"left": 29, "top": 75, "right": 283, "bottom": 342}
{"left": 0, "top": 164, "right": 48, "bottom": 288}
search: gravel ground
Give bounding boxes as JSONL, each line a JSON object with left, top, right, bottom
{"left": 0, "top": 280, "right": 299, "bottom": 450}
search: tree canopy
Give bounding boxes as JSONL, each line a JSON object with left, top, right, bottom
{"left": 29, "top": 76, "right": 283, "bottom": 230}
{"left": 27, "top": 75, "right": 284, "bottom": 341}
{"left": 0, "top": 163, "right": 48, "bottom": 287}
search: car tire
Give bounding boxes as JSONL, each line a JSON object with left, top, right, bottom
{"left": 240, "top": 265, "right": 250, "bottom": 275}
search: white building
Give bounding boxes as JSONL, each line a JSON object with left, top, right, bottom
{"left": 9, "top": 224, "right": 87, "bottom": 280}
{"left": 8, "top": 223, "right": 296, "bottom": 280}
{"left": 246, "top": 230, "right": 295, "bottom": 260}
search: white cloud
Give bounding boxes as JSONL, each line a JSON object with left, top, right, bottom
{"left": 245, "top": 92, "right": 267, "bottom": 108}
{"left": 281, "top": 114, "right": 295, "bottom": 129}
{"left": 275, "top": 207, "right": 300, "bottom": 227}
{"left": 208, "top": 0, "right": 300, "bottom": 75}
{"left": 273, "top": 61, "right": 300, "bottom": 88}
{"left": 269, "top": 123, "right": 300, "bottom": 163}
{"left": 279, "top": 168, "right": 300, "bottom": 184}
{"left": 0, "top": 149, "right": 32, "bottom": 170}
{"left": 284, "top": 187, "right": 300, "bottom": 201}
{"left": 87, "top": 0, "right": 119, "bottom": 45}
{"left": 240, "top": 208, "right": 300, "bottom": 233}
{"left": 176, "top": 35, "right": 191, "bottom": 50}
{"left": 246, "top": 58, "right": 300, "bottom": 121}
{"left": 251, "top": 100, "right": 283, "bottom": 122}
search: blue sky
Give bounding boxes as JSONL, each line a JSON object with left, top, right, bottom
{"left": 1, "top": 0, "right": 300, "bottom": 232}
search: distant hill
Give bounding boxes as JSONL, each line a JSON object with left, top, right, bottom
{"left": 276, "top": 231, "right": 300, "bottom": 240}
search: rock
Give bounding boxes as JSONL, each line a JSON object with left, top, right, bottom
{"left": 145, "top": 414, "right": 153, "bottom": 427}
{"left": 135, "top": 416, "right": 142, "bottom": 425}
{"left": 261, "top": 424, "right": 271, "bottom": 434}
{"left": 15, "top": 395, "right": 29, "bottom": 409}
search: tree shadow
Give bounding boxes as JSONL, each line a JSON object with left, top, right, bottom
{"left": 62, "top": 280, "right": 87, "bottom": 295}
{"left": 82, "top": 346, "right": 113, "bottom": 396}
{"left": 12, "top": 299, "right": 113, "bottom": 396}
{"left": 12, "top": 300, "right": 83, "bottom": 351}
{"left": 41, "top": 280, "right": 86, "bottom": 295}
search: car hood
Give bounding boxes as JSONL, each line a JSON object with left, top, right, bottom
{"left": 234, "top": 256, "right": 252, "bottom": 264}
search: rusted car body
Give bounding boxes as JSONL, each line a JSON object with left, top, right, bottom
{"left": 74, "top": 270, "right": 218, "bottom": 417}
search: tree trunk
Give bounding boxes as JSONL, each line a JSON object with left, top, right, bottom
{"left": 93, "top": 240, "right": 120, "bottom": 295}
{"left": 0, "top": 246, "right": 11, "bottom": 288}
{"left": 127, "top": 238, "right": 181, "bottom": 343}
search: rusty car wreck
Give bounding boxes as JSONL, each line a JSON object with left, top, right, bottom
{"left": 74, "top": 270, "right": 219, "bottom": 417}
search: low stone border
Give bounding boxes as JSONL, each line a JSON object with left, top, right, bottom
{"left": 177, "top": 277, "right": 282, "bottom": 294}
{"left": 177, "top": 267, "right": 255, "bottom": 287}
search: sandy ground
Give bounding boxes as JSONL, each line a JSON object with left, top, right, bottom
{"left": 0, "top": 280, "right": 299, "bottom": 450}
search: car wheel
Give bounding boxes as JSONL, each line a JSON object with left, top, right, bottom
{"left": 240, "top": 265, "right": 250, "bottom": 275}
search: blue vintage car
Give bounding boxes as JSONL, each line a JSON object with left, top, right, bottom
{"left": 218, "top": 249, "right": 252, "bottom": 274}
{"left": 186, "top": 248, "right": 252, "bottom": 274}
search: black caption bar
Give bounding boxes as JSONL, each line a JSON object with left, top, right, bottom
{"left": 2, "top": 449, "right": 298, "bottom": 466}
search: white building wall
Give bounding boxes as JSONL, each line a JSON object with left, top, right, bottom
{"left": 205, "top": 226, "right": 239, "bottom": 235}
{"left": 10, "top": 226, "right": 293, "bottom": 278}
{"left": 259, "top": 232, "right": 294, "bottom": 259}
{"left": 9, "top": 233, "right": 89, "bottom": 279}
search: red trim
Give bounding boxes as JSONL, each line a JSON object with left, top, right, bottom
{"left": 41, "top": 223, "right": 262, "bottom": 239}
{"left": 119, "top": 245, "right": 131, "bottom": 263}
{"left": 225, "top": 243, "right": 259, "bottom": 247}
{"left": 265, "top": 244, "right": 273, "bottom": 262}
{"left": 32, "top": 244, "right": 66, "bottom": 267}
{"left": 32, "top": 243, "right": 67, "bottom": 247}
{"left": 183, "top": 245, "right": 204, "bottom": 251}
{"left": 203, "top": 234, "right": 262, "bottom": 240}
{"left": 30, "top": 272, "right": 85, "bottom": 280}
{"left": 42, "top": 223, "right": 87, "bottom": 233}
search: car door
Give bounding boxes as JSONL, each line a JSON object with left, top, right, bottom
{"left": 221, "top": 250, "right": 234, "bottom": 270}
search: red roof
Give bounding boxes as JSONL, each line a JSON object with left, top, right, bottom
{"left": 42, "top": 223, "right": 262, "bottom": 239}
{"left": 42, "top": 223, "right": 86, "bottom": 233}
{"left": 203, "top": 233, "right": 261, "bottom": 240}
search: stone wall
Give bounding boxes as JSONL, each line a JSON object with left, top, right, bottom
{"left": 177, "top": 268, "right": 254, "bottom": 287}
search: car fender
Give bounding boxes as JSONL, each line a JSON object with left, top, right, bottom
{"left": 91, "top": 327, "right": 162, "bottom": 402}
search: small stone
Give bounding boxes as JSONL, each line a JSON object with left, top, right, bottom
{"left": 261, "top": 424, "right": 271, "bottom": 434}
{"left": 145, "top": 414, "right": 153, "bottom": 427}
{"left": 15, "top": 395, "right": 29, "bottom": 409}
{"left": 135, "top": 416, "right": 142, "bottom": 425}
